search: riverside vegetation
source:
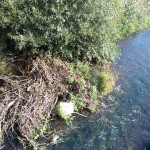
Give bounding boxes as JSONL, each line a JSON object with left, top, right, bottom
{"left": 0, "top": 0, "right": 150, "bottom": 149}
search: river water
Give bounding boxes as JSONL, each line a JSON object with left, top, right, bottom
{"left": 48, "top": 29, "right": 150, "bottom": 150}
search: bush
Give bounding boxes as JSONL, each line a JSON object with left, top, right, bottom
{"left": 0, "top": 0, "right": 149, "bottom": 62}
{"left": 121, "top": 0, "right": 150, "bottom": 35}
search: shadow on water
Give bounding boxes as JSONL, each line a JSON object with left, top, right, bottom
{"left": 48, "top": 29, "right": 150, "bottom": 150}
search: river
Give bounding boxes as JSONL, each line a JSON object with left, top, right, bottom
{"left": 48, "top": 29, "right": 150, "bottom": 150}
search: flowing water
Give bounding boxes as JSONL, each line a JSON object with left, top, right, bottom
{"left": 49, "top": 29, "right": 150, "bottom": 150}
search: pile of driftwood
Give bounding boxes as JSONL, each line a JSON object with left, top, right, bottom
{"left": 0, "top": 57, "right": 92, "bottom": 148}
{"left": 0, "top": 57, "right": 70, "bottom": 147}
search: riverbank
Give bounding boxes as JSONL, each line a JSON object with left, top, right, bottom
{"left": 0, "top": 52, "right": 116, "bottom": 148}
{"left": 48, "top": 29, "right": 150, "bottom": 150}
{"left": 0, "top": 0, "right": 150, "bottom": 149}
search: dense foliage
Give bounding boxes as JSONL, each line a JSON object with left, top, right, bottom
{"left": 0, "top": 0, "right": 150, "bottom": 61}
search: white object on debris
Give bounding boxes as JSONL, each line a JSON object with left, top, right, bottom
{"left": 59, "top": 102, "right": 74, "bottom": 116}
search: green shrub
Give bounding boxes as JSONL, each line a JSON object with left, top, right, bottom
{"left": 120, "top": 0, "right": 150, "bottom": 35}
{"left": 0, "top": 0, "right": 149, "bottom": 62}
